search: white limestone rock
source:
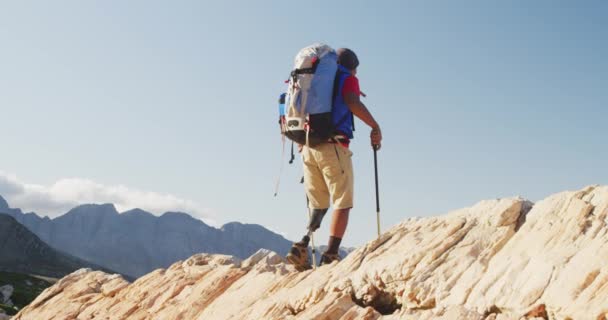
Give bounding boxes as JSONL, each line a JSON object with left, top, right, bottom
{"left": 13, "top": 186, "right": 608, "bottom": 320}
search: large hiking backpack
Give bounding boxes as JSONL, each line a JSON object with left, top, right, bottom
{"left": 281, "top": 44, "right": 338, "bottom": 146}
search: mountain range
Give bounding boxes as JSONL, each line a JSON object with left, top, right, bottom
{"left": 0, "top": 195, "right": 294, "bottom": 278}
{"left": 0, "top": 213, "right": 104, "bottom": 278}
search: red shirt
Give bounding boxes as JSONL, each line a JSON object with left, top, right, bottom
{"left": 342, "top": 75, "right": 360, "bottom": 97}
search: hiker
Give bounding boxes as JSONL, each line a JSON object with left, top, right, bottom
{"left": 286, "top": 48, "right": 382, "bottom": 269}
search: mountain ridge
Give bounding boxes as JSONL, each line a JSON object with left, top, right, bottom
{"left": 0, "top": 196, "right": 294, "bottom": 278}
{"left": 0, "top": 214, "right": 109, "bottom": 278}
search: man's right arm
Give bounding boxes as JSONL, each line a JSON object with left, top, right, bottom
{"left": 344, "top": 92, "right": 382, "bottom": 149}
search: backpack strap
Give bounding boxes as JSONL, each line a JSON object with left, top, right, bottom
{"left": 332, "top": 68, "right": 348, "bottom": 102}
{"left": 332, "top": 67, "right": 354, "bottom": 133}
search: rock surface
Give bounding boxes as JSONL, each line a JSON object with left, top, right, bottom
{"left": 13, "top": 186, "right": 608, "bottom": 319}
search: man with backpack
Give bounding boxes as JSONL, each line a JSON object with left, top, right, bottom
{"left": 285, "top": 47, "right": 382, "bottom": 269}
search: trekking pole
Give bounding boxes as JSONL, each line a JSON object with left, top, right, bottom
{"left": 373, "top": 145, "right": 381, "bottom": 238}
{"left": 306, "top": 197, "right": 317, "bottom": 269}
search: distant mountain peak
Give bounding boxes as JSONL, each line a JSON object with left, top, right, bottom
{"left": 0, "top": 195, "right": 9, "bottom": 211}
{"left": 221, "top": 221, "right": 244, "bottom": 228}
{"left": 122, "top": 208, "right": 154, "bottom": 218}
{"left": 221, "top": 221, "right": 267, "bottom": 232}
{"left": 160, "top": 211, "right": 195, "bottom": 220}
{"left": 67, "top": 203, "right": 118, "bottom": 216}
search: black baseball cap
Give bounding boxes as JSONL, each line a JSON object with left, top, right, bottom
{"left": 337, "top": 48, "right": 359, "bottom": 70}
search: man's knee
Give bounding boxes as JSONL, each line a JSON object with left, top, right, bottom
{"left": 335, "top": 208, "right": 351, "bottom": 216}
{"left": 333, "top": 208, "right": 350, "bottom": 223}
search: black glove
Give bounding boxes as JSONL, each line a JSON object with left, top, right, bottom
{"left": 308, "top": 208, "right": 328, "bottom": 232}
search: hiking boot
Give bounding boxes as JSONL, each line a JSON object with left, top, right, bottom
{"left": 286, "top": 242, "right": 311, "bottom": 271}
{"left": 319, "top": 252, "right": 340, "bottom": 266}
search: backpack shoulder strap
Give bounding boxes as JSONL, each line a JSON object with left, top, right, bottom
{"left": 332, "top": 68, "right": 355, "bottom": 133}
{"left": 332, "top": 68, "right": 350, "bottom": 102}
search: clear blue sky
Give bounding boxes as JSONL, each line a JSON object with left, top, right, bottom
{"left": 1, "top": 1, "right": 606, "bottom": 246}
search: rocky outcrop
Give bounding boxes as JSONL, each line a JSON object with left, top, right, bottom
{"left": 14, "top": 186, "right": 608, "bottom": 319}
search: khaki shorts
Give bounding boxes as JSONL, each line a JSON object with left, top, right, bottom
{"left": 302, "top": 142, "right": 354, "bottom": 210}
